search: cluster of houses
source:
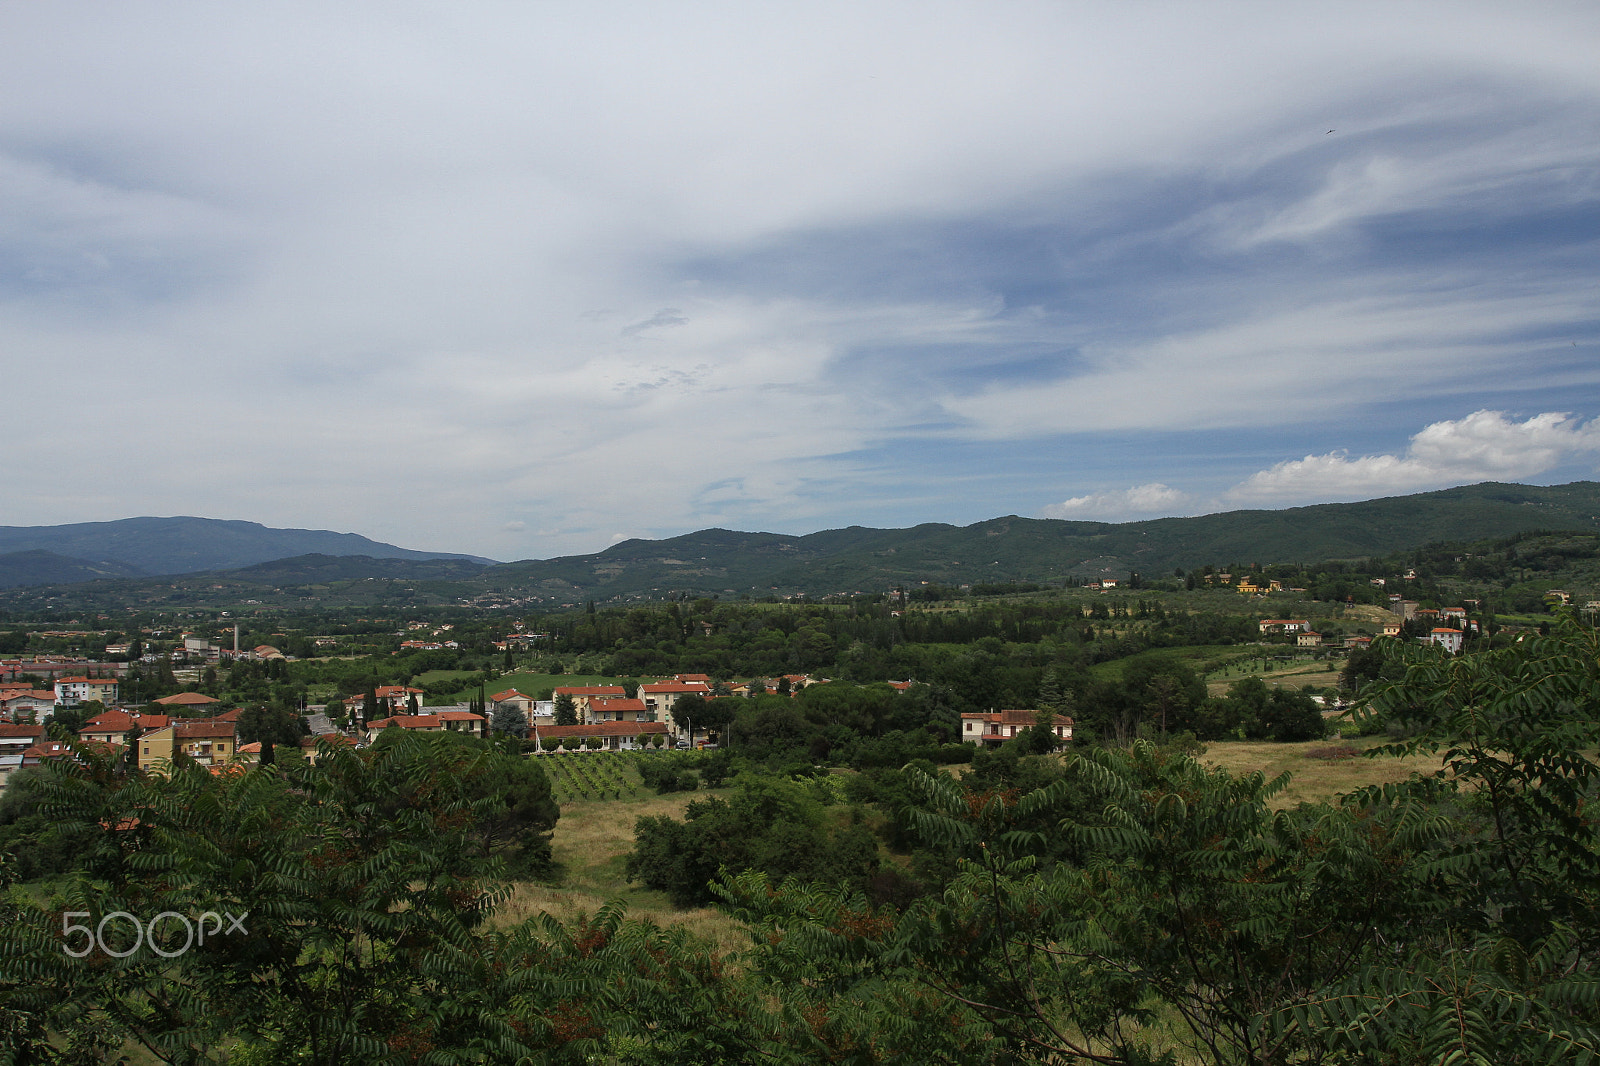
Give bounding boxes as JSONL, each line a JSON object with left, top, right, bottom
{"left": 482, "top": 674, "right": 1073, "bottom": 753}
{"left": 0, "top": 691, "right": 252, "bottom": 789}
{"left": 1259, "top": 596, "right": 1487, "bottom": 655}
{"left": 1, "top": 673, "right": 121, "bottom": 721}
{"left": 477, "top": 674, "right": 808, "bottom": 753}
{"left": 0, "top": 661, "right": 1078, "bottom": 788}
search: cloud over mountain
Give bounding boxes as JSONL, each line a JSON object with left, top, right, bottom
{"left": 1227, "top": 412, "right": 1600, "bottom": 504}
{"left": 1, "top": 3, "right": 1597, "bottom": 557}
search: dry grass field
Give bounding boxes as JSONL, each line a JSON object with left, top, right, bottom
{"left": 1198, "top": 735, "right": 1445, "bottom": 808}
{"left": 495, "top": 787, "right": 750, "bottom": 955}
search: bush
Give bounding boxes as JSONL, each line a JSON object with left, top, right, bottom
{"left": 626, "top": 775, "right": 880, "bottom": 907}
{"left": 638, "top": 758, "right": 700, "bottom": 795}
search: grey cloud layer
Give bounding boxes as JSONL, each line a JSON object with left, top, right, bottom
{"left": 1, "top": 2, "right": 1597, "bottom": 556}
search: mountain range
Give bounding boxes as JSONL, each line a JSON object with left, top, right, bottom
{"left": 0, "top": 516, "right": 493, "bottom": 589}
{"left": 4, "top": 482, "right": 1599, "bottom": 608}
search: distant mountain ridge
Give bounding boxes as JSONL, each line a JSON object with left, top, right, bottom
{"left": 484, "top": 480, "right": 1600, "bottom": 600}
{"left": 0, "top": 517, "right": 496, "bottom": 580}
{"left": 4, "top": 482, "right": 1600, "bottom": 606}
{"left": 0, "top": 550, "right": 148, "bottom": 589}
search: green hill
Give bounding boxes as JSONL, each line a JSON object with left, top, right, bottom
{"left": 0, "top": 516, "right": 496, "bottom": 576}
{"left": 0, "top": 550, "right": 147, "bottom": 589}
{"left": 483, "top": 481, "right": 1600, "bottom": 600}
{"left": 5, "top": 481, "right": 1599, "bottom": 611}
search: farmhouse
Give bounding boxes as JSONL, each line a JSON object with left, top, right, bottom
{"left": 961, "top": 710, "right": 1073, "bottom": 748}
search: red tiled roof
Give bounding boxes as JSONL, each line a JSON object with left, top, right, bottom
{"left": 368, "top": 715, "right": 445, "bottom": 730}
{"left": 490, "top": 689, "right": 531, "bottom": 702}
{"left": 962, "top": 710, "right": 1075, "bottom": 727}
{"left": 300, "top": 733, "right": 356, "bottom": 748}
{"left": 640, "top": 681, "right": 711, "bottom": 695}
{"left": 154, "top": 692, "right": 221, "bottom": 707}
{"left": 0, "top": 724, "right": 46, "bottom": 739}
{"left": 435, "top": 711, "right": 485, "bottom": 721}
{"left": 0, "top": 690, "right": 55, "bottom": 702}
{"left": 553, "top": 686, "right": 627, "bottom": 698}
{"left": 83, "top": 710, "right": 138, "bottom": 730}
{"left": 589, "top": 698, "right": 647, "bottom": 713}
{"left": 536, "top": 722, "right": 668, "bottom": 739}
{"left": 175, "top": 721, "right": 236, "bottom": 739}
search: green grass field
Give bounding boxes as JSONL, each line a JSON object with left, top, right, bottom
{"left": 1203, "top": 658, "right": 1346, "bottom": 695}
{"left": 1087, "top": 644, "right": 1247, "bottom": 682}
{"left": 1086, "top": 644, "right": 1343, "bottom": 690}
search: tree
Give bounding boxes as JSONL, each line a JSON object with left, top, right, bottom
{"left": 628, "top": 775, "right": 877, "bottom": 908}
{"left": 1020, "top": 708, "right": 1060, "bottom": 754}
{"left": 491, "top": 702, "right": 529, "bottom": 738}
{"left": 1258, "top": 687, "right": 1325, "bottom": 742}
{"left": 721, "top": 747, "right": 1412, "bottom": 1065}
{"left": 48, "top": 701, "right": 98, "bottom": 735}
{"left": 553, "top": 692, "right": 578, "bottom": 726}
{"left": 1354, "top": 615, "right": 1600, "bottom": 949}
{"left": 453, "top": 739, "right": 559, "bottom": 874}
{"left": 5, "top": 733, "right": 513, "bottom": 1063}
{"left": 671, "top": 692, "right": 706, "bottom": 747}
{"left": 237, "top": 701, "right": 303, "bottom": 748}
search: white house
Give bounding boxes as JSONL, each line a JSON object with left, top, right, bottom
{"left": 961, "top": 710, "right": 1073, "bottom": 748}
{"left": 1428, "top": 628, "right": 1464, "bottom": 654}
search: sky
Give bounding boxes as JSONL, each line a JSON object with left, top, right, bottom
{"left": 3, "top": 2, "right": 1599, "bottom": 562}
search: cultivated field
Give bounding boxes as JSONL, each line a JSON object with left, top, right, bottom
{"left": 1202, "top": 655, "right": 1345, "bottom": 696}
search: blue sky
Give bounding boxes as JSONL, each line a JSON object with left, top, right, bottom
{"left": 2, "top": 2, "right": 1599, "bottom": 560}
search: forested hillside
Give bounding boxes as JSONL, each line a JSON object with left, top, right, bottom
{"left": 5, "top": 481, "right": 1600, "bottom": 609}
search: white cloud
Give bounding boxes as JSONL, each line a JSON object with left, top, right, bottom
{"left": 0, "top": 5, "right": 1597, "bottom": 557}
{"left": 1041, "top": 483, "right": 1188, "bottom": 521}
{"left": 1227, "top": 411, "right": 1600, "bottom": 503}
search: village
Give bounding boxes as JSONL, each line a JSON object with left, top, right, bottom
{"left": 0, "top": 661, "right": 1076, "bottom": 790}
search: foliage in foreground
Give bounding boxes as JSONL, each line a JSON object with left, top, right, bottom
{"left": 2, "top": 619, "right": 1598, "bottom": 1063}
